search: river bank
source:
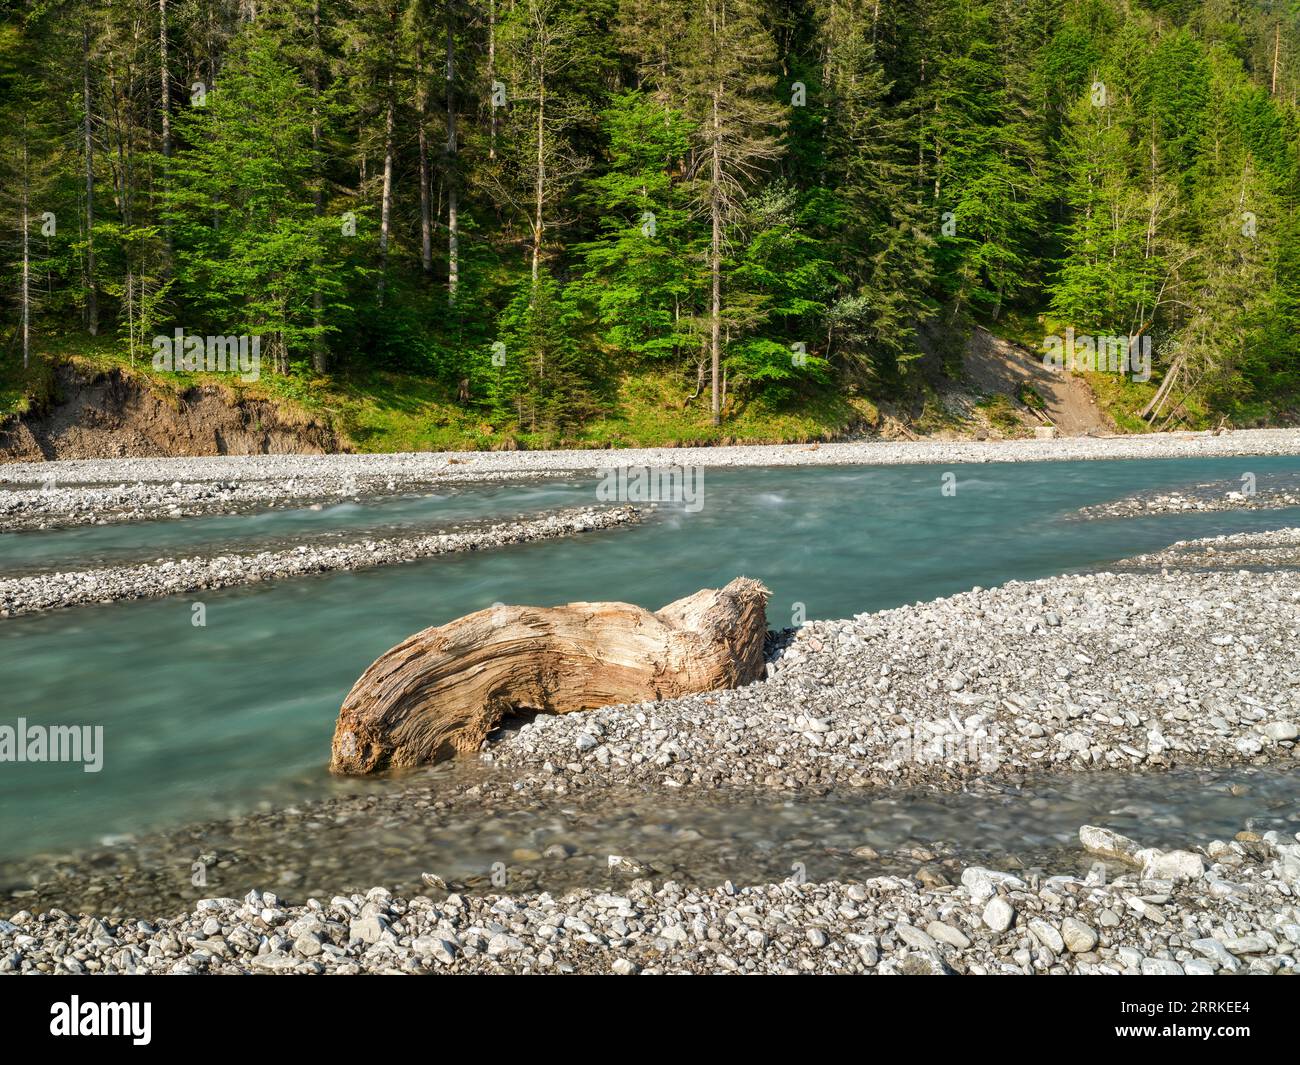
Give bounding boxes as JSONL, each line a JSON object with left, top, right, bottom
{"left": 4, "top": 822, "right": 1296, "bottom": 975}
{"left": 0, "top": 506, "right": 639, "bottom": 616}
{"left": 5, "top": 428, "right": 1300, "bottom": 531}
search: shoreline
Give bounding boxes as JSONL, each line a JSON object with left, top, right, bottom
{"left": 2, "top": 429, "right": 1300, "bottom": 538}
{"left": 6, "top": 430, "right": 1300, "bottom": 487}
{"left": 4, "top": 822, "right": 1296, "bottom": 974}
{"left": 0, "top": 506, "right": 641, "bottom": 617}
{"left": 3, "top": 429, "right": 1300, "bottom": 532}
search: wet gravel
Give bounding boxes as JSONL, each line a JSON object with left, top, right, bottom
{"left": 0, "top": 506, "right": 641, "bottom": 616}
{"left": 4, "top": 825, "right": 1297, "bottom": 974}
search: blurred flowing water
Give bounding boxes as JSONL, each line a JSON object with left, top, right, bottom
{"left": 2, "top": 455, "right": 1299, "bottom": 873}
{"left": 0, "top": 480, "right": 591, "bottom": 575}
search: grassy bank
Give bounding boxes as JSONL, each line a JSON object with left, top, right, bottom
{"left": 5, "top": 332, "right": 879, "bottom": 453}
{"left": 14, "top": 319, "right": 1288, "bottom": 453}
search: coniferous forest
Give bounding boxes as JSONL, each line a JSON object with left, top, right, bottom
{"left": 2, "top": 0, "right": 1299, "bottom": 447}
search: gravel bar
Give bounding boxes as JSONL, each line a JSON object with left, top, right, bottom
{"left": 0, "top": 469, "right": 557, "bottom": 532}
{"left": 1116, "top": 527, "right": 1300, "bottom": 571}
{"left": 1075, "top": 487, "right": 1300, "bottom": 520}
{"left": 4, "top": 825, "right": 1297, "bottom": 974}
{"left": 480, "top": 567, "right": 1300, "bottom": 797}
{"left": 0, "top": 506, "right": 641, "bottom": 617}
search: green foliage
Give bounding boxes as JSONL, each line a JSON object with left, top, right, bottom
{"left": 482, "top": 272, "right": 602, "bottom": 431}
{"left": 5, "top": 0, "right": 1300, "bottom": 436}
{"left": 570, "top": 92, "right": 701, "bottom": 363}
{"left": 163, "top": 26, "right": 349, "bottom": 368}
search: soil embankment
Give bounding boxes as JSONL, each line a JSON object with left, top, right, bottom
{"left": 0, "top": 364, "right": 341, "bottom": 461}
{"left": 962, "top": 326, "right": 1115, "bottom": 436}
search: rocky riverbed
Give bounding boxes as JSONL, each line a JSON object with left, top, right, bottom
{"left": 1117, "top": 526, "right": 1300, "bottom": 572}
{"left": 5, "top": 427, "right": 1300, "bottom": 530}
{"left": 6, "top": 526, "right": 1300, "bottom": 975}
{"left": 0, "top": 505, "right": 640, "bottom": 616}
{"left": 1075, "top": 482, "right": 1300, "bottom": 520}
{"left": 3, "top": 824, "right": 1297, "bottom": 975}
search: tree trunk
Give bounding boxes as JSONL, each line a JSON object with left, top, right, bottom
{"left": 445, "top": 2, "right": 459, "bottom": 304}
{"left": 159, "top": 0, "right": 171, "bottom": 159}
{"left": 1273, "top": 22, "right": 1281, "bottom": 97}
{"left": 20, "top": 126, "right": 31, "bottom": 369}
{"left": 709, "top": 88, "right": 722, "bottom": 427}
{"left": 82, "top": 24, "right": 98, "bottom": 337}
{"left": 310, "top": 0, "right": 326, "bottom": 371}
{"left": 417, "top": 41, "right": 434, "bottom": 277}
{"left": 377, "top": 73, "right": 395, "bottom": 305}
{"left": 1140, "top": 350, "right": 1185, "bottom": 420}
{"left": 330, "top": 578, "right": 771, "bottom": 773}
{"left": 159, "top": 0, "right": 172, "bottom": 256}
{"left": 488, "top": 0, "right": 497, "bottom": 161}
{"left": 532, "top": 74, "right": 545, "bottom": 283}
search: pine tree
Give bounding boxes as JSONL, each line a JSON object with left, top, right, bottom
{"left": 571, "top": 92, "right": 701, "bottom": 366}
{"left": 163, "top": 24, "right": 348, "bottom": 370}
{"left": 1049, "top": 72, "right": 1168, "bottom": 335}
{"left": 676, "top": 0, "right": 785, "bottom": 425}
{"left": 812, "top": 0, "right": 935, "bottom": 384}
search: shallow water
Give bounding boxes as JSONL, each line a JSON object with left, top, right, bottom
{"left": 0, "top": 480, "right": 591, "bottom": 574}
{"left": 2, "top": 455, "right": 1300, "bottom": 865}
{"left": 293, "top": 766, "right": 1300, "bottom": 898}
{"left": 6, "top": 767, "right": 1296, "bottom": 916}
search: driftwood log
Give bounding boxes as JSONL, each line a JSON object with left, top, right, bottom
{"left": 329, "top": 577, "right": 770, "bottom": 775}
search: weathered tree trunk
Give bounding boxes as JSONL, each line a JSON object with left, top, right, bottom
{"left": 1140, "top": 349, "right": 1185, "bottom": 421}
{"left": 330, "top": 578, "right": 770, "bottom": 774}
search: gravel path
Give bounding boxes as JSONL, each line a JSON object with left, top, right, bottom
{"left": 4, "top": 428, "right": 1300, "bottom": 530}
{"left": 0, "top": 506, "right": 640, "bottom": 617}
{"left": 4, "top": 825, "right": 1296, "bottom": 974}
